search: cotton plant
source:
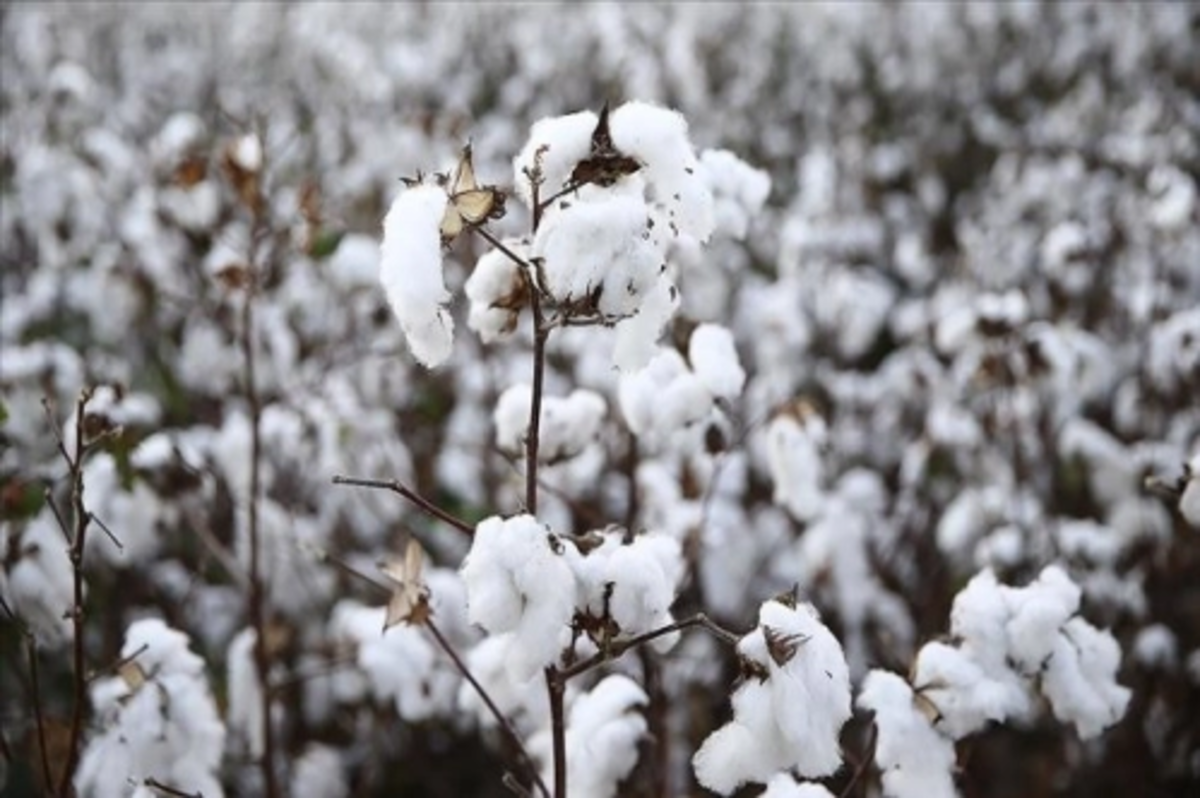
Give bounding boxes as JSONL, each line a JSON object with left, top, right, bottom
{"left": 693, "top": 597, "right": 852, "bottom": 795}
{"left": 75, "top": 618, "right": 226, "bottom": 798}
{"left": 857, "top": 565, "right": 1131, "bottom": 798}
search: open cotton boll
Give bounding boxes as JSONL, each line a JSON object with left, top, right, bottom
{"left": 699, "top": 149, "right": 772, "bottom": 240}
{"left": 766, "top": 413, "right": 827, "bottom": 523}
{"left": 533, "top": 194, "right": 661, "bottom": 318}
{"left": 912, "top": 641, "right": 1025, "bottom": 740}
{"left": 6, "top": 509, "right": 76, "bottom": 646}
{"left": 494, "top": 384, "right": 607, "bottom": 461}
{"left": 610, "top": 101, "right": 714, "bottom": 244}
{"left": 693, "top": 600, "right": 851, "bottom": 794}
{"left": 689, "top": 323, "right": 746, "bottom": 401}
{"left": 75, "top": 619, "right": 225, "bottom": 798}
{"left": 857, "top": 670, "right": 958, "bottom": 798}
{"left": 460, "top": 515, "right": 576, "bottom": 682}
{"left": 329, "top": 599, "right": 459, "bottom": 722}
{"left": 760, "top": 775, "right": 836, "bottom": 798}
{"left": 530, "top": 674, "right": 648, "bottom": 798}
{"left": 571, "top": 530, "right": 685, "bottom": 646}
{"left": 465, "top": 243, "right": 528, "bottom": 343}
{"left": 1041, "top": 617, "right": 1131, "bottom": 738}
{"left": 612, "top": 274, "right": 681, "bottom": 372}
{"left": 379, "top": 184, "right": 454, "bottom": 368}
{"left": 1002, "top": 565, "right": 1081, "bottom": 674}
{"left": 457, "top": 633, "right": 550, "bottom": 731}
{"left": 512, "top": 110, "right": 598, "bottom": 206}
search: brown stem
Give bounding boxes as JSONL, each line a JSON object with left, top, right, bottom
{"left": 143, "top": 777, "right": 203, "bottom": 797}
{"left": 332, "top": 474, "right": 473, "bottom": 536}
{"left": 638, "top": 647, "right": 669, "bottom": 798}
{"left": 26, "top": 634, "right": 53, "bottom": 790}
{"left": 241, "top": 211, "right": 280, "bottom": 798}
{"left": 527, "top": 298, "right": 548, "bottom": 515}
{"left": 545, "top": 666, "right": 567, "bottom": 798}
{"left": 58, "top": 389, "right": 93, "bottom": 796}
{"left": 561, "top": 613, "right": 742, "bottom": 681}
{"left": 428, "top": 620, "right": 551, "bottom": 798}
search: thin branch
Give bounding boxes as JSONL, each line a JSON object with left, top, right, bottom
{"left": 239, "top": 161, "right": 280, "bottom": 798}
{"left": 561, "top": 613, "right": 742, "bottom": 681}
{"left": 88, "top": 512, "right": 124, "bottom": 551}
{"left": 475, "top": 227, "right": 531, "bottom": 273}
{"left": 143, "top": 777, "right": 204, "bottom": 797}
{"left": 87, "top": 642, "right": 150, "bottom": 685}
{"left": 526, "top": 291, "right": 548, "bottom": 515}
{"left": 428, "top": 619, "right": 550, "bottom": 798}
{"left": 59, "top": 388, "right": 94, "bottom": 797}
{"left": 305, "top": 547, "right": 548, "bottom": 797}
{"left": 26, "top": 634, "right": 53, "bottom": 790}
{"left": 332, "top": 475, "right": 474, "bottom": 536}
{"left": 545, "top": 667, "right": 567, "bottom": 798}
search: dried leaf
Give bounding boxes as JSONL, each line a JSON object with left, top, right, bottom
{"left": 380, "top": 538, "right": 431, "bottom": 629}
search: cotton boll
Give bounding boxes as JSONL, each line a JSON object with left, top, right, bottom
{"left": 465, "top": 244, "right": 527, "bottom": 343}
{"left": 460, "top": 515, "right": 576, "bottom": 682}
{"left": 694, "top": 600, "right": 851, "bottom": 793}
{"left": 6, "top": 510, "right": 76, "bottom": 647}
{"left": 513, "top": 110, "right": 598, "bottom": 206}
{"left": 760, "top": 775, "right": 836, "bottom": 798}
{"left": 1041, "top": 617, "right": 1131, "bottom": 739}
{"left": 494, "top": 385, "right": 607, "bottom": 461}
{"left": 613, "top": 275, "right": 680, "bottom": 372}
{"left": 857, "top": 671, "right": 958, "bottom": 798}
{"left": 379, "top": 184, "right": 453, "bottom": 368}
{"left": 912, "top": 641, "right": 1025, "bottom": 739}
{"left": 699, "top": 148, "right": 771, "bottom": 240}
{"left": 329, "top": 599, "right": 459, "bottom": 722}
{"left": 533, "top": 194, "right": 661, "bottom": 318}
{"left": 766, "top": 413, "right": 827, "bottom": 523}
{"left": 689, "top": 323, "right": 746, "bottom": 401}
{"left": 693, "top": 720, "right": 777, "bottom": 796}
{"left": 76, "top": 619, "right": 225, "bottom": 798}
{"left": 457, "top": 633, "right": 550, "bottom": 732}
{"left": 610, "top": 101, "right": 714, "bottom": 244}
{"left": 1003, "top": 565, "right": 1081, "bottom": 675}
{"left": 531, "top": 675, "right": 648, "bottom": 798}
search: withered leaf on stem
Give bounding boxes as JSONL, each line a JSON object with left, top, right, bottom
{"left": 380, "top": 538, "right": 432, "bottom": 629}
{"left": 439, "top": 144, "right": 506, "bottom": 245}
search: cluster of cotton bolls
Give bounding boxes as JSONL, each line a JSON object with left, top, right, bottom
{"left": 3, "top": 2, "right": 1199, "bottom": 797}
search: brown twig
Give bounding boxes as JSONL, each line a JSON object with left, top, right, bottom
{"left": 545, "top": 666, "right": 568, "bottom": 798}
{"left": 428, "top": 619, "right": 551, "bottom": 798}
{"left": 331, "top": 475, "right": 474, "bottom": 536}
{"left": 239, "top": 159, "right": 280, "bottom": 798}
{"left": 26, "top": 633, "right": 54, "bottom": 789}
{"left": 560, "top": 613, "right": 742, "bottom": 681}
{"left": 57, "top": 388, "right": 94, "bottom": 796}
{"left": 307, "top": 547, "right": 548, "bottom": 797}
{"left": 143, "top": 777, "right": 204, "bottom": 797}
